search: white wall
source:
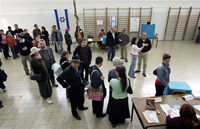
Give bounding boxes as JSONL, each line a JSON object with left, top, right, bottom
{"left": 0, "top": 0, "right": 200, "bottom": 40}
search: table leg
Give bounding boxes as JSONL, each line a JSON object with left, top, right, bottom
{"left": 134, "top": 104, "right": 146, "bottom": 129}
{"left": 131, "top": 103, "right": 134, "bottom": 121}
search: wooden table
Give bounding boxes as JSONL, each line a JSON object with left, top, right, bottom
{"left": 131, "top": 95, "right": 187, "bottom": 129}
{"left": 87, "top": 38, "right": 102, "bottom": 43}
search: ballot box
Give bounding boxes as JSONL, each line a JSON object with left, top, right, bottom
{"left": 141, "top": 24, "right": 155, "bottom": 38}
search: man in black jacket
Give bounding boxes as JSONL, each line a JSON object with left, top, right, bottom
{"left": 106, "top": 27, "right": 118, "bottom": 61}
{"left": 135, "top": 32, "right": 151, "bottom": 77}
{"left": 17, "top": 33, "right": 32, "bottom": 75}
{"left": 73, "top": 39, "right": 92, "bottom": 81}
{"left": 57, "top": 56, "right": 88, "bottom": 120}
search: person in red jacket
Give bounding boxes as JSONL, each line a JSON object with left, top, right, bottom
{"left": 6, "top": 32, "right": 19, "bottom": 59}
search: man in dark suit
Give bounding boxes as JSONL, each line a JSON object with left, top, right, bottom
{"left": 135, "top": 32, "right": 152, "bottom": 77}
{"left": 106, "top": 27, "right": 118, "bottom": 61}
{"left": 57, "top": 55, "right": 88, "bottom": 120}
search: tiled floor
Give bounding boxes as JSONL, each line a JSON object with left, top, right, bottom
{"left": 0, "top": 40, "right": 200, "bottom": 129}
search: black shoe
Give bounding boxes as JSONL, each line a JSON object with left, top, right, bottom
{"left": 107, "top": 57, "right": 110, "bottom": 61}
{"left": 0, "top": 104, "right": 3, "bottom": 108}
{"left": 8, "top": 55, "right": 12, "bottom": 57}
{"left": 74, "top": 115, "right": 81, "bottom": 120}
{"left": 143, "top": 73, "right": 147, "bottom": 77}
{"left": 125, "top": 59, "right": 128, "bottom": 62}
{"left": 135, "top": 70, "right": 140, "bottom": 73}
{"left": 78, "top": 106, "right": 88, "bottom": 110}
{"left": 26, "top": 72, "right": 30, "bottom": 75}
{"left": 52, "top": 84, "right": 58, "bottom": 87}
{"left": 112, "top": 124, "right": 116, "bottom": 128}
{"left": 120, "top": 57, "right": 124, "bottom": 59}
{"left": 96, "top": 113, "right": 106, "bottom": 118}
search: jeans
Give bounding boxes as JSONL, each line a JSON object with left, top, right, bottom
{"left": 108, "top": 46, "right": 116, "bottom": 61}
{"left": 55, "top": 41, "right": 63, "bottom": 54}
{"left": 128, "top": 55, "right": 137, "bottom": 77}
{"left": 45, "top": 39, "right": 50, "bottom": 46}
{"left": 47, "top": 68, "right": 55, "bottom": 85}
{"left": 10, "top": 46, "right": 19, "bottom": 59}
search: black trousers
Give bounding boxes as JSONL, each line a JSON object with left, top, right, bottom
{"left": 92, "top": 99, "right": 104, "bottom": 117}
{"left": 155, "top": 84, "right": 165, "bottom": 96}
{"left": 66, "top": 43, "right": 71, "bottom": 53}
{"left": 69, "top": 91, "right": 85, "bottom": 117}
{"left": 0, "top": 44, "right": 9, "bottom": 59}
{"left": 0, "top": 81, "right": 6, "bottom": 90}
{"left": 80, "top": 63, "right": 89, "bottom": 81}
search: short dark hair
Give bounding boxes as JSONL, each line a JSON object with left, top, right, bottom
{"left": 34, "top": 24, "right": 38, "bottom": 27}
{"left": 81, "top": 39, "right": 87, "bottom": 43}
{"left": 101, "top": 29, "right": 104, "bottom": 32}
{"left": 95, "top": 56, "right": 103, "bottom": 65}
{"left": 8, "top": 26, "right": 11, "bottom": 30}
{"left": 14, "top": 24, "right": 18, "bottom": 26}
{"left": 61, "top": 51, "right": 69, "bottom": 58}
{"left": 0, "top": 29, "right": 3, "bottom": 32}
{"left": 72, "top": 55, "right": 80, "bottom": 60}
{"left": 41, "top": 26, "right": 46, "bottom": 30}
{"left": 198, "top": 26, "right": 200, "bottom": 30}
{"left": 52, "top": 25, "right": 56, "bottom": 28}
{"left": 131, "top": 37, "right": 138, "bottom": 46}
{"left": 163, "top": 53, "right": 171, "bottom": 61}
{"left": 147, "top": 21, "right": 151, "bottom": 24}
{"left": 123, "top": 28, "right": 126, "bottom": 31}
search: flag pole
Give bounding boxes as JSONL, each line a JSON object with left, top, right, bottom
{"left": 73, "top": 0, "right": 79, "bottom": 26}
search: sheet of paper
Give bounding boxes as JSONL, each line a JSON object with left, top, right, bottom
{"left": 197, "top": 114, "right": 200, "bottom": 119}
{"left": 194, "top": 105, "right": 200, "bottom": 112}
{"left": 154, "top": 97, "right": 162, "bottom": 103}
{"left": 170, "top": 109, "right": 180, "bottom": 118}
{"left": 160, "top": 104, "right": 171, "bottom": 115}
{"left": 192, "top": 92, "right": 200, "bottom": 99}
{"left": 88, "top": 38, "right": 93, "bottom": 42}
{"left": 183, "top": 95, "right": 194, "bottom": 101}
{"left": 143, "top": 110, "right": 159, "bottom": 123}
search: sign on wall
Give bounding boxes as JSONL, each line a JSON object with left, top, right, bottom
{"left": 110, "top": 16, "right": 117, "bottom": 27}
{"left": 54, "top": 9, "right": 70, "bottom": 30}
{"left": 130, "top": 17, "right": 139, "bottom": 32}
{"left": 97, "top": 20, "right": 103, "bottom": 25}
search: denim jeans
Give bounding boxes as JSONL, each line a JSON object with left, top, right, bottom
{"left": 10, "top": 46, "right": 19, "bottom": 59}
{"left": 55, "top": 41, "right": 63, "bottom": 54}
{"left": 107, "top": 46, "right": 116, "bottom": 61}
{"left": 128, "top": 55, "right": 137, "bottom": 77}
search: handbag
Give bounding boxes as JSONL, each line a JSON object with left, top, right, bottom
{"left": 88, "top": 70, "right": 104, "bottom": 101}
{"left": 30, "top": 73, "right": 42, "bottom": 81}
{"left": 0, "top": 69, "right": 7, "bottom": 82}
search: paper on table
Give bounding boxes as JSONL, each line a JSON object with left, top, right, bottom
{"left": 170, "top": 109, "right": 180, "bottom": 118}
{"left": 88, "top": 38, "right": 93, "bottom": 42}
{"left": 194, "top": 105, "right": 200, "bottom": 112}
{"left": 160, "top": 104, "right": 171, "bottom": 115}
{"left": 143, "top": 110, "right": 159, "bottom": 123}
{"left": 182, "top": 95, "right": 194, "bottom": 101}
{"left": 154, "top": 97, "right": 162, "bottom": 103}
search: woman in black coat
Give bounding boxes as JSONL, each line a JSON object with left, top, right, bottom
{"left": 41, "top": 26, "right": 50, "bottom": 46}
{"left": 64, "top": 28, "right": 72, "bottom": 54}
{"left": 30, "top": 47, "right": 53, "bottom": 104}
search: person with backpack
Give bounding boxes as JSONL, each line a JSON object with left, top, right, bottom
{"left": 89, "top": 56, "right": 106, "bottom": 118}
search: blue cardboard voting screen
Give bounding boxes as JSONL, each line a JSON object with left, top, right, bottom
{"left": 164, "top": 81, "right": 192, "bottom": 95}
{"left": 141, "top": 24, "right": 155, "bottom": 38}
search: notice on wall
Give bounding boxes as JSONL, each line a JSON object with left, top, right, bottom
{"left": 130, "top": 17, "right": 139, "bottom": 32}
{"left": 97, "top": 20, "right": 103, "bottom": 25}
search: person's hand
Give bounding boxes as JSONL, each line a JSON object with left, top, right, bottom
{"left": 167, "top": 82, "right": 169, "bottom": 86}
{"left": 22, "top": 47, "right": 27, "bottom": 51}
{"left": 67, "top": 85, "right": 71, "bottom": 89}
{"left": 168, "top": 110, "right": 172, "bottom": 115}
{"left": 18, "top": 53, "right": 20, "bottom": 56}
{"left": 119, "top": 39, "right": 122, "bottom": 42}
{"left": 100, "top": 76, "right": 105, "bottom": 80}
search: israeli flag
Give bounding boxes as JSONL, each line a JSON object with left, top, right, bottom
{"left": 54, "top": 9, "right": 70, "bottom": 30}
{"left": 110, "top": 16, "right": 117, "bottom": 27}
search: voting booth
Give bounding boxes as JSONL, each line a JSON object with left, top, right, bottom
{"left": 164, "top": 81, "right": 192, "bottom": 95}
{"left": 141, "top": 24, "right": 155, "bottom": 38}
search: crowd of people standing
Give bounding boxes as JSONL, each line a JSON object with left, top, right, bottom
{"left": 0, "top": 23, "right": 175, "bottom": 128}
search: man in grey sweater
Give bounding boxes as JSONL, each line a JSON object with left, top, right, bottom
{"left": 38, "top": 39, "right": 58, "bottom": 87}
{"left": 118, "top": 28, "right": 130, "bottom": 62}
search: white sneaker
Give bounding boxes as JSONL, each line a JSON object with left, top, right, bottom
{"left": 46, "top": 98, "right": 53, "bottom": 104}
